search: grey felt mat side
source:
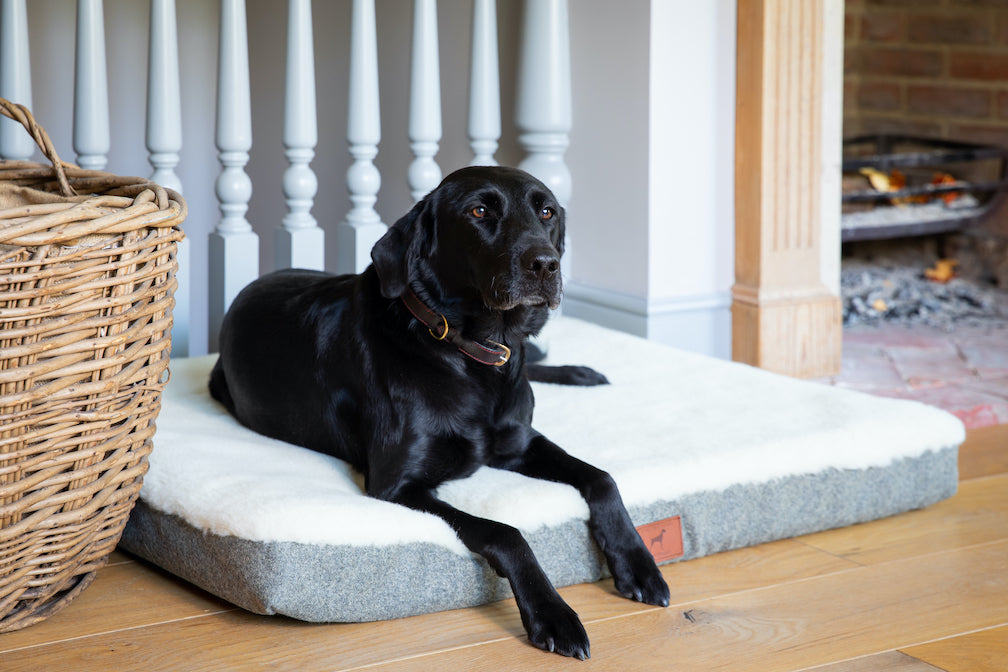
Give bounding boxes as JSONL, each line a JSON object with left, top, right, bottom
{"left": 120, "top": 446, "right": 957, "bottom": 623}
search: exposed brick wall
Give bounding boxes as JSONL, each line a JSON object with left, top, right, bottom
{"left": 845, "top": 0, "right": 1008, "bottom": 237}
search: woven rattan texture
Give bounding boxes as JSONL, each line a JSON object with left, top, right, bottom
{"left": 0, "top": 102, "right": 185, "bottom": 632}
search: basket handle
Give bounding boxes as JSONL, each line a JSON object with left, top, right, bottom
{"left": 0, "top": 97, "right": 76, "bottom": 197}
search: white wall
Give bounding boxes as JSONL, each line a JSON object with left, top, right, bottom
{"left": 564, "top": 0, "right": 736, "bottom": 359}
{"left": 17, "top": 0, "right": 737, "bottom": 359}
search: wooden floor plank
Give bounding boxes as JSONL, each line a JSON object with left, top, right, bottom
{"left": 0, "top": 539, "right": 855, "bottom": 672}
{"left": 7, "top": 540, "right": 1006, "bottom": 672}
{"left": 958, "top": 423, "right": 1008, "bottom": 481}
{"left": 901, "top": 625, "right": 1008, "bottom": 672}
{"left": 366, "top": 540, "right": 1008, "bottom": 672}
{"left": 796, "top": 473, "right": 1008, "bottom": 566}
{"left": 798, "top": 651, "right": 946, "bottom": 672}
{"left": 0, "top": 559, "right": 233, "bottom": 655}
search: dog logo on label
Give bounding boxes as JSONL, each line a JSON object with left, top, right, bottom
{"left": 635, "top": 516, "right": 684, "bottom": 563}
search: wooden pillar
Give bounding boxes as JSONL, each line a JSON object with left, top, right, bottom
{"left": 732, "top": 0, "right": 841, "bottom": 378}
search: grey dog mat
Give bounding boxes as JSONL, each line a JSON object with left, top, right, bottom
{"left": 121, "top": 317, "right": 964, "bottom": 622}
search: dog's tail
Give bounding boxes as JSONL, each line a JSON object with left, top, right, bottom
{"left": 208, "top": 357, "right": 236, "bottom": 414}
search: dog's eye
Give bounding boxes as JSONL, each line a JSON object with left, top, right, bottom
{"left": 471, "top": 206, "right": 487, "bottom": 218}
{"left": 541, "top": 207, "right": 555, "bottom": 221}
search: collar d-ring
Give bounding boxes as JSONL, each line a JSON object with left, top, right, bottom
{"left": 428, "top": 314, "right": 449, "bottom": 341}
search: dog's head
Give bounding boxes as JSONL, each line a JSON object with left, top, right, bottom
{"left": 371, "top": 166, "right": 566, "bottom": 312}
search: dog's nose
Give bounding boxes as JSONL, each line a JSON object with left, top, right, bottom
{"left": 525, "top": 250, "right": 560, "bottom": 282}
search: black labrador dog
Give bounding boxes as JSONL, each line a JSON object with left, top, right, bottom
{"left": 209, "top": 166, "right": 669, "bottom": 659}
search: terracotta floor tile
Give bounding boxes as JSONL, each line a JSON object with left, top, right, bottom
{"left": 886, "top": 342, "right": 975, "bottom": 387}
{"left": 957, "top": 342, "right": 1008, "bottom": 379}
{"left": 842, "top": 325, "right": 949, "bottom": 349}
{"left": 968, "top": 376, "right": 1008, "bottom": 402}
{"left": 823, "top": 323, "right": 1006, "bottom": 427}
{"left": 869, "top": 384, "right": 1008, "bottom": 429}
{"left": 833, "top": 343, "right": 906, "bottom": 391}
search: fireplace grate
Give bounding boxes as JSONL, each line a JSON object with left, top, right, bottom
{"left": 841, "top": 135, "right": 1008, "bottom": 242}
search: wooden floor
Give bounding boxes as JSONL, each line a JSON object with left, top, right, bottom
{"left": 2, "top": 424, "right": 1006, "bottom": 671}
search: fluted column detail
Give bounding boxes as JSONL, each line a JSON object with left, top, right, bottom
{"left": 732, "top": 0, "right": 841, "bottom": 378}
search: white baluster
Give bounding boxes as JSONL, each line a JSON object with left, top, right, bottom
{"left": 0, "top": 0, "right": 33, "bottom": 160}
{"left": 277, "top": 0, "right": 323, "bottom": 270}
{"left": 74, "top": 0, "right": 110, "bottom": 170}
{"left": 515, "top": 0, "right": 571, "bottom": 207}
{"left": 408, "top": 0, "right": 441, "bottom": 202}
{"left": 147, "top": 0, "right": 182, "bottom": 192}
{"left": 337, "top": 0, "right": 385, "bottom": 274}
{"left": 468, "top": 0, "right": 499, "bottom": 166}
{"left": 146, "top": 0, "right": 189, "bottom": 356}
{"left": 209, "top": 0, "right": 258, "bottom": 351}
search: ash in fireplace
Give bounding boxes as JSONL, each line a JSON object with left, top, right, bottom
{"left": 842, "top": 258, "right": 1008, "bottom": 329}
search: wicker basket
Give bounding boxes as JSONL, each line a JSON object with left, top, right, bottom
{"left": 0, "top": 99, "right": 185, "bottom": 632}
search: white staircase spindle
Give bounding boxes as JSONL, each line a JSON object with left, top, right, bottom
{"left": 209, "top": 0, "right": 258, "bottom": 351}
{"left": 277, "top": 0, "right": 323, "bottom": 271}
{"left": 515, "top": 0, "right": 571, "bottom": 208}
{"left": 407, "top": 0, "right": 442, "bottom": 202}
{"left": 467, "top": 0, "right": 499, "bottom": 167}
{"left": 147, "top": 0, "right": 182, "bottom": 193}
{"left": 0, "top": 0, "right": 33, "bottom": 160}
{"left": 73, "top": 0, "right": 110, "bottom": 170}
{"left": 146, "top": 0, "right": 189, "bottom": 356}
{"left": 338, "top": 0, "right": 385, "bottom": 274}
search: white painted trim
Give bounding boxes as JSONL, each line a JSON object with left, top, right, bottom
{"left": 566, "top": 281, "right": 730, "bottom": 317}
{"left": 563, "top": 281, "right": 732, "bottom": 358}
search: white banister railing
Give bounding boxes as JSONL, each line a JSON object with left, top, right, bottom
{"left": 10, "top": 0, "right": 576, "bottom": 355}
{"left": 337, "top": 0, "right": 385, "bottom": 274}
{"left": 73, "top": 0, "right": 110, "bottom": 170}
{"left": 0, "top": 0, "right": 33, "bottom": 160}
{"left": 468, "top": 0, "right": 500, "bottom": 167}
{"left": 515, "top": 0, "right": 572, "bottom": 208}
{"left": 208, "top": 0, "right": 258, "bottom": 351}
{"left": 407, "top": 0, "right": 442, "bottom": 202}
{"left": 146, "top": 0, "right": 188, "bottom": 356}
{"left": 278, "top": 0, "right": 323, "bottom": 271}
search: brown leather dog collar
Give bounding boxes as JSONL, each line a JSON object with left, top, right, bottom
{"left": 401, "top": 291, "right": 512, "bottom": 366}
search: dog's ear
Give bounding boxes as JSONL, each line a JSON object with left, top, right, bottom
{"left": 371, "top": 198, "right": 428, "bottom": 299}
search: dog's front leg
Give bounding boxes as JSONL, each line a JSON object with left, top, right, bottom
{"left": 497, "top": 434, "right": 671, "bottom": 607}
{"left": 389, "top": 484, "right": 591, "bottom": 659}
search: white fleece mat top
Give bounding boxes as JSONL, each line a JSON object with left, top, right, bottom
{"left": 143, "top": 317, "right": 965, "bottom": 556}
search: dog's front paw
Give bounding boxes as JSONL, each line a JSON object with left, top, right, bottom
{"left": 526, "top": 364, "right": 610, "bottom": 386}
{"left": 525, "top": 599, "right": 591, "bottom": 660}
{"left": 612, "top": 547, "right": 670, "bottom": 607}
